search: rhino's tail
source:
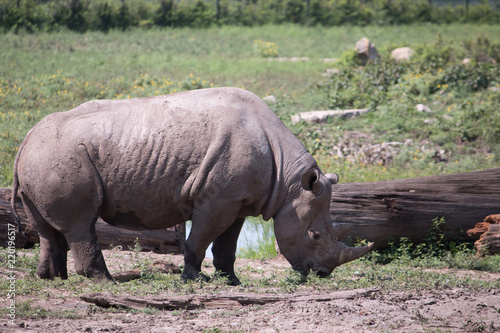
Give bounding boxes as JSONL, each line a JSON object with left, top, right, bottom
{"left": 11, "top": 132, "right": 30, "bottom": 237}
{"left": 11, "top": 146, "right": 23, "bottom": 236}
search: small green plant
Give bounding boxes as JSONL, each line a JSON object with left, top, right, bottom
{"left": 254, "top": 39, "right": 279, "bottom": 58}
{"left": 128, "top": 237, "right": 142, "bottom": 255}
{"left": 0, "top": 300, "right": 82, "bottom": 320}
{"left": 462, "top": 319, "right": 495, "bottom": 333}
{"left": 203, "top": 328, "right": 224, "bottom": 333}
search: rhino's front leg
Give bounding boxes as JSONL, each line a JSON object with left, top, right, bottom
{"left": 212, "top": 217, "right": 245, "bottom": 286}
{"left": 181, "top": 201, "right": 242, "bottom": 283}
{"left": 181, "top": 240, "right": 211, "bottom": 282}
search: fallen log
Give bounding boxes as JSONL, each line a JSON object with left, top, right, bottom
{"left": 80, "top": 288, "right": 379, "bottom": 310}
{"left": 0, "top": 188, "right": 183, "bottom": 254}
{"left": 331, "top": 167, "right": 500, "bottom": 249}
{"left": 291, "top": 109, "right": 369, "bottom": 124}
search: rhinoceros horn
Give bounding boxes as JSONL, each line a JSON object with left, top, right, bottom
{"left": 337, "top": 242, "right": 375, "bottom": 265}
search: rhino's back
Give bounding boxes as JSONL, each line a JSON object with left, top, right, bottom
{"left": 19, "top": 88, "right": 295, "bottom": 229}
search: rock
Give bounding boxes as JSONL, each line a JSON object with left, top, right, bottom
{"left": 323, "top": 68, "right": 340, "bottom": 77}
{"left": 291, "top": 109, "right": 369, "bottom": 124}
{"left": 263, "top": 95, "right": 277, "bottom": 104}
{"left": 355, "top": 38, "right": 379, "bottom": 65}
{"left": 391, "top": 47, "right": 415, "bottom": 61}
{"left": 488, "top": 86, "right": 500, "bottom": 92}
{"left": 416, "top": 104, "right": 432, "bottom": 113}
{"left": 332, "top": 140, "right": 405, "bottom": 166}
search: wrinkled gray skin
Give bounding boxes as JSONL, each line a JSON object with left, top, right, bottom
{"left": 11, "top": 87, "right": 373, "bottom": 285}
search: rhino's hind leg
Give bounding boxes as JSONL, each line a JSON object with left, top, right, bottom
{"left": 212, "top": 217, "right": 245, "bottom": 286}
{"left": 21, "top": 194, "right": 69, "bottom": 279}
{"left": 59, "top": 145, "right": 112, "bottom": 282}
{"left": 64, "top": 224, "right": 112, "bottom": 282}
{"left": 24, "top": 144, "right": 112, "bottom": 282}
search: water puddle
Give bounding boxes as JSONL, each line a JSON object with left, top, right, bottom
{"left": 185, "top": 217, "right": 275, "bottom": 258}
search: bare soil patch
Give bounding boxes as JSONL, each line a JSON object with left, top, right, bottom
{"left": 2, "top": 250, "right": 499, "bottom": 333}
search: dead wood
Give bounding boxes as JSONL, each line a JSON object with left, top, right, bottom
{"left": 474, "top": 224, "right": 500, "bottom": 256}
{"left": 330, "top": 168, "right": 500, "bottom": 249}
{"left": 94, "top": 220, "right": 181, "bottom": 254}
{"left": 80, "top": 288, "right": 379, "bottom": 310}
{"left": 467, "top": 214, "right": 500, "bottom": 256}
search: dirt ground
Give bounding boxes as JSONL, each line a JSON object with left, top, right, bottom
{"left": 2, "top": 250, "right": 499, "bottom": 333}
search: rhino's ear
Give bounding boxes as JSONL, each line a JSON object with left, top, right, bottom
{"left": 301, "top": 168, "right": 323, "bottom": 196}
{"left": 325, "top": 173, "right": 339, "bottom": 184}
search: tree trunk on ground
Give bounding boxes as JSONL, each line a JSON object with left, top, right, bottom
{"left": 80, "top": 288, "right": 379, "bottom": 310}
{"left": 0, "top": 188, "right": 184, "bottom": 254}
{"left": 330, "top": 167, "right": 500, "bottom": 249}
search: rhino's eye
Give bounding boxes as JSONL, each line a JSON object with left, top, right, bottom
{"left": 308, "top": 228, "right": 321, "bottom": 240}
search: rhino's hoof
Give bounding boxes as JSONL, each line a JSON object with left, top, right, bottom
{"left": 181, "top": 270, "right": 210, "bottom": 283}
{"left": 228, "top": 277, "right": 241, "bottom": 286}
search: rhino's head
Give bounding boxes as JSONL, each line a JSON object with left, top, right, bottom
{"left": 274, "top": 167, "right": 373, "bottom": 277}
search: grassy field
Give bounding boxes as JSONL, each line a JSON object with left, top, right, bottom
{"left": 1, "top": 24, "right": 500, "bottom": 186}
{"left": 1, "top": 25, "right": 500, "bottom": 330}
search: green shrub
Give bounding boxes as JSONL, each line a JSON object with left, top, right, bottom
{"left": 316, "top": 34, "right": 500, "bottom": 170}
{"left": 362, "top": 217, "right": 500, "bottom": 273}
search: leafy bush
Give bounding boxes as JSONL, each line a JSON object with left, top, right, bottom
{"left": 317, "top": 35, "right": 500, "bottom": 168}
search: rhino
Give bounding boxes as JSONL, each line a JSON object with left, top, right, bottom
{"left": 11, "top": 87, "right": 373, "bottom": 285}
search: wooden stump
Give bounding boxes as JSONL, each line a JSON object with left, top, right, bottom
{"left": 467, "top": 214, "right": 500, "bottom": 256}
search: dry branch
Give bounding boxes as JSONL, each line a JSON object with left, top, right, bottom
{"left": 80, "top": 288, "right": 379, "bottom": 310}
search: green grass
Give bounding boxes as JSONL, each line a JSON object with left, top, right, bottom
{"left": 2, "top": 24, "right": 500, "bottom": 187}
{"left": 237, "top": 217, "right": 277, "bottom": 260}
{"left": 0, "top": 244, "right": 498, "bottom": 306}
{"left": 1, "top": 217, "right": 499, "bottom": 321}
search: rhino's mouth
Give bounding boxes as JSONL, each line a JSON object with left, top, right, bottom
{"left": 314, "top": 268, "right": 331, "bottom": 278}
{"left": 302, "top": 260, "right": 332, "bottom": 278}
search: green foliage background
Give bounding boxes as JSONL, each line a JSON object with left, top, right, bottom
{"left": 1, "top": 0, "right": 500, "bottom": 32}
